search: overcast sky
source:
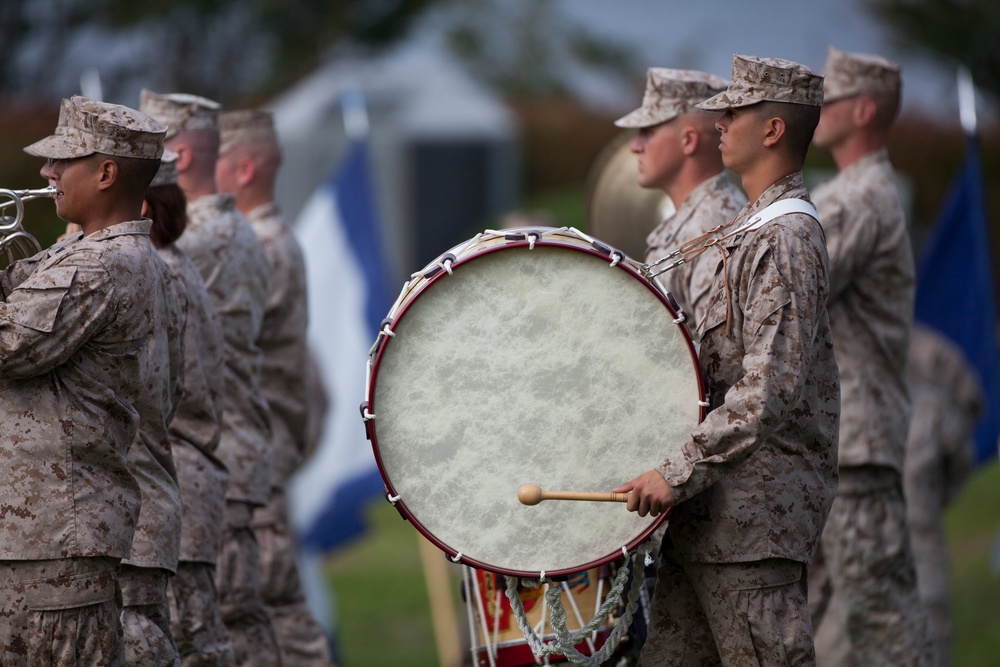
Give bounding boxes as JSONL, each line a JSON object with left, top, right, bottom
{"left": 554, "top": 0, "right": 984, "bottom": 124}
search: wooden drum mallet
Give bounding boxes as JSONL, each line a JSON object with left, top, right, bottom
{"left": 517, "top": 483, "right": 630, "bottom": 506}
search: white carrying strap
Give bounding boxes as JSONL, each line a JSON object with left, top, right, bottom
{"left": 741, "top": 198, "right": 819, "bottom": 233}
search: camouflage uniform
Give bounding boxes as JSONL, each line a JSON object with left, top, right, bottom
{"left": 635, "top": 56, "right": 839, "bottom": 666}
{"left": 159, "top": 244, "right": 236, "bottom": 667}
{"left": 0, "top": 96, "right": 169, "bottom": 667}
{"left": 640, "top": 172, "right": 839, "bottom": 666}
{"left": 906, "top": 324, "right": 979, "bottom": 665}
{"left": 178, "top": 194, "right": 276, "bottom": 666}
{"left": 0, "top": 221, "right": 167, "bottom": 665}
{"left": 120, "top": 233, "right": 186, "bottom": 667}
{"left": 246, "top": 203, "right": 333, "bottom": 666}
{"left": 140, "top": 90, "right": 278, "bottom": 666}
{"left": 304, "top": 350, "right": 330, "bottom": 461}
{"left": 220, "top": 109, "right": 334, "bottom": 666}
{"left": 643, "top": 173, "right": 746, "bottom": 331}
{"left": 808, "top": 46, "right": 930, "bottom": 667}
{"left": 614, "top": 68, "right": 745, "bottom": 333}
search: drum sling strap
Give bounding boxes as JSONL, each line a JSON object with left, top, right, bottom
{"left": 645, "top": 197, "right": 819, "bottom": 335}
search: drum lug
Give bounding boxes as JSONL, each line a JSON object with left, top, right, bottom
{"left": 504, "top": 229, "right": 541, "bottom": 248}
{"left": 359, "top": 401, "right": 375, "bottom": 440}
{"left": 384, "top": 490, "right": 408, "bottom": 521}
{"left": 664, "top": 292, "right": 688, "bottom": 324}
{"left": 423, "top": 253, "right": 457, "bottom": 278}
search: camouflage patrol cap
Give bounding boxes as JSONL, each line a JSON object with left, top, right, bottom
{"left": 821, "top": 45, "right": 901, "bottom": 103}
{"left": 698, "top": 53, "right": 824, "bottom": 110}
{"left": 150, "top": 150, "right": 179, "bottom": 188}
{"left": 23, "top": 95, "right": 166, "bottom": 160}
{"left": 615, "top": 68, "right": 728, "bottom": 128}
{"left": 219, "top": 109, "right": 278, "bottom": 156}
{"left": 139, "top": 89, "right": 221, "bottom": 140}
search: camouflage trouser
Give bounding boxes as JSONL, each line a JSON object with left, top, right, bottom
{"left": 0, "top": 557, "right": 123, "bottom": 667}
{"left": 639, "top": 535, "right": 814, "bottom": 666}
{"left": 216, "top": 500, "right": 282, "bottom": 667}
{"left": 809, "top": 466, "right": 933, "bottom": 667}
{"left": 120, "top": 565, "right": 180, "bottom": 666}
{"left": 167, "top": 561, "right": 236, "bottom": 667}
{"left": 254, "top": 497, "right": 335, "bottom": 666}
{"left": 910, "top": 518, "right": 954, "bottom": 667}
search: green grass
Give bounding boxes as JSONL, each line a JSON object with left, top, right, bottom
{"left": 321, "top": 462, "right": 1000, "bottom": 666}
{"left": 946, "top": 461, "right": 1000, "bottom": 665}
{"left": 324, "top": 502, "right": 443, "bottom": 666}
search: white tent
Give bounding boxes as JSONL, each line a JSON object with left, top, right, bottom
{"left": 269, "top": 40, "right": 520, "bottom": 285}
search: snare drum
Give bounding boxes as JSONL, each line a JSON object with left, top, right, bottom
{"left": 466, "top": 566, "right": 615, "bottom": 666}
{"left": 363, "top": 227, "right": 705, "bottom": 578}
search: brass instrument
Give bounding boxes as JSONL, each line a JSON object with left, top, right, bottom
{"left": 0, "top": 187, "right": 55, "bottom": 263}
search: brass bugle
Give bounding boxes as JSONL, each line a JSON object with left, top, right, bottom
{"left": 0, "top": 187, "right": 56, "bottom": 262}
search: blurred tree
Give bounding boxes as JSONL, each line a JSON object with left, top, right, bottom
{"left": 443, "top": 0, "right": 638, "bottom": 98}
{"left": 868, "top": 0, "right": 1000, "bottom": 102}
{"left": 3, "top": 0, "right": 638, "bottom": 107}
{"left": 2, "top": 0, "right": 445, "bottom": 103}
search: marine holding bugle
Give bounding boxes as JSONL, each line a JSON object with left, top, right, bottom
{"left": 0, "top": 186, "right": 55, "bottom": 263}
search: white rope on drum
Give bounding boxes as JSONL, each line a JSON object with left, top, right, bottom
{"left": 503, "top": 542, "right": 653, "bottom": 666}
{"left": 561, "top": 580, "right": 597, "bottom": 655}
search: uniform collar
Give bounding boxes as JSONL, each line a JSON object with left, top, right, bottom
{"left": 247, "top": 200, "right": 280, "bottom": 222}
{"left": 723, "top": 172, "right": 806, "bottom": 249}
{"left": 84, "top": 219, "right": 153, "bottom": 241}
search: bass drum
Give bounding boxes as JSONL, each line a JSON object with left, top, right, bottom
{"left": 363, "top": 227, "right": 705, "bottom": 578}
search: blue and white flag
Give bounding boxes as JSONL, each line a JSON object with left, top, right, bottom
{"left": 914, "top": 133, "right": 1000, "bottom": 465}
{"left": 289, "top": 101, "right": 394, "bottom": 550}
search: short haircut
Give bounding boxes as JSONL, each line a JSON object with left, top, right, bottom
{"left": 145, "top": 183, "right": 188, "bottom": 247}
{"left": 113, "top": 155, "right": 161, "bottom": 194}
{"left": 167, "top": 129, "right": 220, "bottom": 182}
{"left": 753, "top": 101, "right": 821, "bottom": 164}
{"left": 227, "top": 140, "right": 282, "bottom": 181}
{"left": 871, "top": 91, "right": 901, "bottom": 133}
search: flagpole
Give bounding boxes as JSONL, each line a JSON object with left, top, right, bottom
{"left": 80, "top": 67, "right": 103, "bottom": 102}
{"left": 957, "top": 66, "right": 977, "bottom": 136}
{"left": 418, "top": 537, "right": 463, "bottom": 667}
{"left": 341, "top": 87, "right": 371, "bottom": 142}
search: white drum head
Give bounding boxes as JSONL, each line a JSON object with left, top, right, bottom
{"left": 368, "top": 231, "right": 703, "bottom": 577}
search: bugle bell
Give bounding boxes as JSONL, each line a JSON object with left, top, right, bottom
{"left": 0, "top": 187, "right": 55, "bottom": 263}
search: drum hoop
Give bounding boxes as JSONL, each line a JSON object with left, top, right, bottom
{"left": 366, "top": 230, "right": 705, "bottom": 578}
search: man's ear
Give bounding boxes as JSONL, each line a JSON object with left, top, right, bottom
{"left": 95, "top": 158, "right": 119, "bottom": 191}
{"left": 237, "top": 155, "right": 256, "bottom": 188}
{"left": 762, "top": 116, "right": 787, "bottom": 148}
{"left": 853, "top": 96, "right": 878, "bottom": 129}
{"left": 681, "top": 126, "right": 699, "bottom": 156}
{"left": 173, "top": 144, "right": 193, "bottom": 173}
